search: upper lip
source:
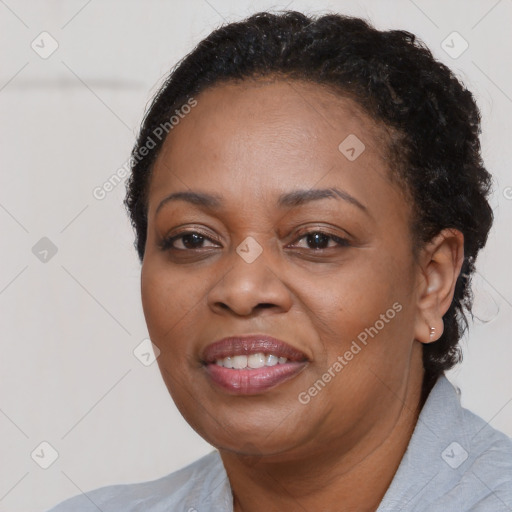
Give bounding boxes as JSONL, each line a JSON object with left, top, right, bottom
{"left": 201, "top": 335, "right": 309, "bottom": 364}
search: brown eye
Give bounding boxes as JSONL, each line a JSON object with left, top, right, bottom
{"left": 290, "top": 230, "right": 350, "bottom": 250}
{"left": 159, "top": 231, "right": 220, "bottom": 251}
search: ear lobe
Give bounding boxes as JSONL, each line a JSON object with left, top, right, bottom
{"left": 414, "top": 228, "right": 464, "bottom": 344}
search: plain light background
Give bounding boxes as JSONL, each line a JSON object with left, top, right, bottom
{"left": 0, "top": 0, "right": 511, "bottom": 510}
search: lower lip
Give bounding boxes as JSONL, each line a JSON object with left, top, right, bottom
{"left": 204, "top": 362, "right": 307, "bottom": 394}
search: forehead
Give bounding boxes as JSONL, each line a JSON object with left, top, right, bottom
{"left": 147, "top": 79, "right": 404, "bottom": 217}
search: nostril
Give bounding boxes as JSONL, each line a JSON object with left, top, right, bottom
{"left": 212, "top": 301, "right": 281, "bottom": 316}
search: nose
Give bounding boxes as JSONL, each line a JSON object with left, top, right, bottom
{"left": 207, "top": 241, "right": 293, "bottom": 317}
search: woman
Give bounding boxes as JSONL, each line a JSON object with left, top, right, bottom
{"left": 48, "top": 10, "right": 512, "bottom": 512}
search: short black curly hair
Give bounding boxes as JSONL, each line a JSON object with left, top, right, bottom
{"left": 124, "top": 10, "right": 494, "bottom": 400}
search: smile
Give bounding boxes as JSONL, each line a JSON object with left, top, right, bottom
{"left": 202, "top": 335, "right": 309, "bottom": 394}
{"left": 205, "top": 361, "right": 307, "bottom": 394}
{"left": 214, "top": 353, "right": 288, "bottom": 368}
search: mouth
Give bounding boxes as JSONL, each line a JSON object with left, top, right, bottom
{"left": 201, "top": 335, "right": 309, "bottom": 395}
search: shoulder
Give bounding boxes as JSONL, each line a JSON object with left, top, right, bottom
{"left": 378, "top": 375, "right": 512, "bottom": 511}
{"left": 448, "top": 404, "right": 512, "bottom": 510}
{"left": 421, "top": 418, "right": 512, "bottom": 512}
{"left": 46, "top": 450, "right": 231, "bottom": 512}
{"left": 444, "top": 380, "right": 512, "bottom": 488}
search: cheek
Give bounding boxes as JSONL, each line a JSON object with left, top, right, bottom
{"left": 140, "top": 260, "right": 204, "bottom": 342}
{"left": 301, "top": 251, "right": 413, "bottom": 366}
{"left": 141, "top": 263, "right": 205, "bottom": 398}
{"left": 140, "top": 264, "right": 169, "bottom": 337}
{"left": 299, "top": 258, "right": 391, "bottom": 324}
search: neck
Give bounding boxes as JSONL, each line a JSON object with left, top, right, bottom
{"left": 221, "top": 359, "right": 425, "bottom": 512}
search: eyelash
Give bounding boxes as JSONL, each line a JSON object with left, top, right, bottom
{"left": 158, "top": 229, "right": 351, "bottom": 252}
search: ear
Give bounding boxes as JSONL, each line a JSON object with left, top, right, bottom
{"left": 413, "top": 228, "right": 464, "bottom": 344}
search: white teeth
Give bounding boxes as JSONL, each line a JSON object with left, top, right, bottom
{"left": 214, "top": 352, "right": 289, "bottom": 369}
{"left": 265, "top": 354, "right": 278, "bottom": 366}
{"left": 248, "top": 353, "right": 266, "bottom": 369}
{"left": 232, "top": 355, "right": 248, "bottom": 369}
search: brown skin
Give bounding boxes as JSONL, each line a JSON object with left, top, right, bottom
{"left": 140, "top": 79, "right": 464, "bottom": 512}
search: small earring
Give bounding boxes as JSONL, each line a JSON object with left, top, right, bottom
{"left": 429, "top": 326, "right": 436, "bottom": 339}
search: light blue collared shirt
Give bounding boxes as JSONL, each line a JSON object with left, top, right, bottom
{"left": 46, "top": 375, "right": 512, "bottom": 511}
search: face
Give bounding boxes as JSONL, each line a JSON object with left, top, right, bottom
{"left": 141, "top": 79, "right": 425, "bottom": 460}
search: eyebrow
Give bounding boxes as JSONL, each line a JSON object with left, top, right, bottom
{"left": 277, "top": 187, "right": 368, "bottom": 213}
{"left": 155, "top": 187, "right": 369, "bottom": 216}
